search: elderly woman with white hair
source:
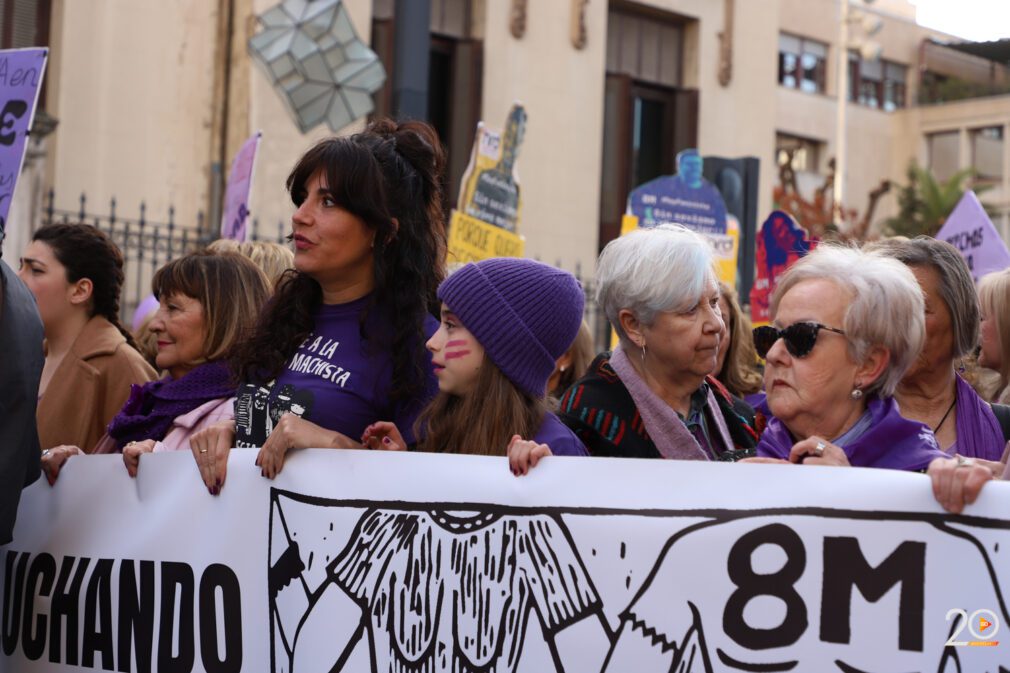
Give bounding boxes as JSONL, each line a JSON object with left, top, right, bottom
{"left": 559, "top": 224, "right": 759, "bottom": 460}
{"left": 750, "top": 244, "right": 951, "bottom": 469}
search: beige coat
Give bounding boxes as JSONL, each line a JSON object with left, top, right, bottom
{"left": 37, "top": 316, "right": 157, "bottom": 452}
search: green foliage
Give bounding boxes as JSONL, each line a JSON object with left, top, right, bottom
{"left": 883, "top": 161, "right": 992, "bottom": 237}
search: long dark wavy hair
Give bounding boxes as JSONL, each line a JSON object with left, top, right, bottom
{"left": 232, "top": 119, "right": 447, "bottom": 402}
{"left": 32, "top": 224, "right": 137, "bottom": 349}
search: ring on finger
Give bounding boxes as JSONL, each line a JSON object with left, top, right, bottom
{"left": 199, "top": 448, "right": 209, "bottom": 454}
{"left": 812, "top": 441, "right": 826, "bottom": 457}
{"left": 955, "top": 454, "right": 974, "bottom": 468}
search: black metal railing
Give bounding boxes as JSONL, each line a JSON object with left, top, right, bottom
{"left": 37, "top": 190, "right": 615, "bottom": 351}
{"left": 39, "top": 190, "right": 287, "bottom": 320}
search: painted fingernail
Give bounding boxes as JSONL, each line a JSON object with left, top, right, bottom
{"left": 216, "top": 478, "right": 222, "bottom": 487}
{"left": 383, "top": 437, "right": 392, "bottom": 445}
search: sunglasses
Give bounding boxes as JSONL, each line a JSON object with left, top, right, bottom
{"left": 753, "top": 322, "right": 846, "bottom": 359}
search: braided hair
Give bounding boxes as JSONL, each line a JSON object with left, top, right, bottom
{"left": 32, "top": 224, "right": 137, "bottom": 349}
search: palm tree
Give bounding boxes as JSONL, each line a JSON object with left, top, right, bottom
{"left": 884, "top": 161, "right": 992, "bottom": 237}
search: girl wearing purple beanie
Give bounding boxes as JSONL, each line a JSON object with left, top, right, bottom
{"left": 362, "top": 256, "right": 589, "bottom": 471}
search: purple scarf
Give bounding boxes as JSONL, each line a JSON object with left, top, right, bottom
{"left": 757, "top": 396, "right": 948, "bottom": 471}
{"left": 107, "top": 361, "right": 235, "bottom": 449}
{"left": 953, "top": 374, "right": 1006, "bottom": 461}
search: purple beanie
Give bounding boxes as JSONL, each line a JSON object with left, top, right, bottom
{"left": 437, "top": 258, "right": 585, "bottom": 398}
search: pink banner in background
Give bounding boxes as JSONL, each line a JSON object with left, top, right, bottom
{"left": 220, "top": 131, "right": 262, "bottom": 241}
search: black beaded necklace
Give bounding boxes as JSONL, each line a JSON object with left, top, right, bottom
{"left": 933, "top": 397, "right": 957, "bottom": 434}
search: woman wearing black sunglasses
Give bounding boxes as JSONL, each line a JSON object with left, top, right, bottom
{"left": 746, "top": 244, "right": 949, "bottom": 471}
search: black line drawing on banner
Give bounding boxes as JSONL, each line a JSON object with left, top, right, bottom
{"left": 267, "top": 493, "right": 1010, "bottom": 673}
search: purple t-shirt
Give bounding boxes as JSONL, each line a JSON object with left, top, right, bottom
{"left": 534, "top": 412, "right": 588, "bottom": 456}
{"left": 234, "top": 295, "right": 438, "bottom": 448}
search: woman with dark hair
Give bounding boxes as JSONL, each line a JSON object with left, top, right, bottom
{"left": 39, "top": 251, "right": 272, "bottom": 483}
{"left": 18, "top": 224, "right": 156, "bottom": 452}
{"left": 190, "top": 119, "right": 446, "bottom": 493}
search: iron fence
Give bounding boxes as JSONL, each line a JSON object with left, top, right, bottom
{"left": 36, "top": 190, "right": 614, "bottom": 351}
{"left": 39, "top": 190, "right": 287, "bottom": 320}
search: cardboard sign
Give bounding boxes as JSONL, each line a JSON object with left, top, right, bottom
{"left": 626, "top": 149, "right": 728, "bottom": 235}
{"left": 219, "top": 131, "right": 262, "bottom": 241}
{"left": 935, "top": 191, "right": 1010, "bottom": 283}
{"left": 448, "top": 104, "right": 527, "bottom": 264}
{"left": 447, "top": 210, "right": 525, "bottom": 264}
{"left": 0, "top": 48, "right": 47, "bottom": 239}
{"left": 749, "top": 210, "right": 815, "bottom": 326}
{"left": 456, "top": 104, "right": 526, "bottom": 233}
{"left": 619, "top": 213, "right": 739, "bottom": 287}
{"left": 2, "top": 451, "right": 1009, "bottom": 672}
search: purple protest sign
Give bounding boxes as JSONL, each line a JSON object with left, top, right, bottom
{"left": 936, "top": 191, "right": 1010, "bottom": 283}
{"left": 220, "top": 131, "right": 262, "bottom": 241}
{"left": 0, "top": 48, "right": 48, "bottom": 239}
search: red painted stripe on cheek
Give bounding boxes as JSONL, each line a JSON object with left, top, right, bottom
{"left": 445, "top": 340, "right": 469, "bottom": 348}
{"left": 444, "top": 350, "right": 472, "bottom": 360}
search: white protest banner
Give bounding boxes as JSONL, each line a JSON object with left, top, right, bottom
{"left": 219, "top": 131, "right": 262, "bottom": 241}
{"left": 2, "top": 451, "right": 1009, "bottom": 672}
{"left": 0, "top": 48, "right": 47, "bottom": 238}
{"left": 936, "top": 191, "right": 1010, "bottom": 283}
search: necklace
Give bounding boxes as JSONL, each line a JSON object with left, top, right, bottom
{"left": 933, "top": 397, "right": 957, "bottom": 433}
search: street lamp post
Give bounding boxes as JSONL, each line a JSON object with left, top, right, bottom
{"left": 834, "top": 0, "right": 850, "bottom": 227}
{"left": 834, "top": 0, "right": 882, "bottom": 228}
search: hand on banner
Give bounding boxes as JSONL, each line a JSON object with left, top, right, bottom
{"left": 739, "top": 456, "right": 790, "bottom": 464}
{"left": 789, "top": 436, "right": 851, "bottom": 466}
{"left": 507, "top": 435, "right": 552, "bottom": 476}
{"left": 40, "top": 445, "right": 83, "bottom": 485}
{"left": 190, "top": 419, "right": 236, "bottom": 495}
{"left": 122, "top": 439, "right": 157, "bottom": 477}
{"left": 256, "top": 413, "right": 362, "bottom": 479}
{"left": 928, "top": 456, "right": 992, "bottom": 514}
{"left": 360, "top": 422, "right": 407, "bottom": 451}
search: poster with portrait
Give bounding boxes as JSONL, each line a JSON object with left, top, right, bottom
{"left": 749, "top": 210, "right": 815, "bottom": 326}
{"left": 447, "top": 104, "right": 527, "bottom": 265}
{"left": 626, "top": 149, "right": 729, "bottom": 236}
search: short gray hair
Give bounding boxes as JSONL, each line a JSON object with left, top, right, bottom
{"left": 770, "top": 244, "right": 925, "bottom": 398}
{"left": 596, "top": 224, "right": 716, "bottom": 342}
{"left": 868, "top": 236, "right": 978, "bottom": 359}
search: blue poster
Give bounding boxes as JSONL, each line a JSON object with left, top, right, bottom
{"left": 626, "top": 149, "right": 728, "bottom": 235}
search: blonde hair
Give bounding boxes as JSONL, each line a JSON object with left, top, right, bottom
{"left": 978, "top": 268, "right": 1010, "bottom": 399}
{"left": 716, "top": 282, "right": 762, "bottom": 397}
{"left": 207, "top": 239, "right": 294, "bottom": 288}
{"left": 549, "top": 320, "right": 596, "bottom": 399}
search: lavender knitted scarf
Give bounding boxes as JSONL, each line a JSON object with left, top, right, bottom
{"left": 107, "top": 361, "right": 235, "bottom": 449}
{"left": 609, "top": 345, "right": 732, "bottom": 460}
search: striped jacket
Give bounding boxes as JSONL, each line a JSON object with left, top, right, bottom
{"left": 558, "top": 353, "right": 760, "bottom": 460}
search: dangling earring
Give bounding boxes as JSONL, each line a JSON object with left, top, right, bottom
{"left": 640, "top": 341, "right": 647, "bottom": 366}
{"left": 850, "top": 387, "right": 863, "bottom": 400}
